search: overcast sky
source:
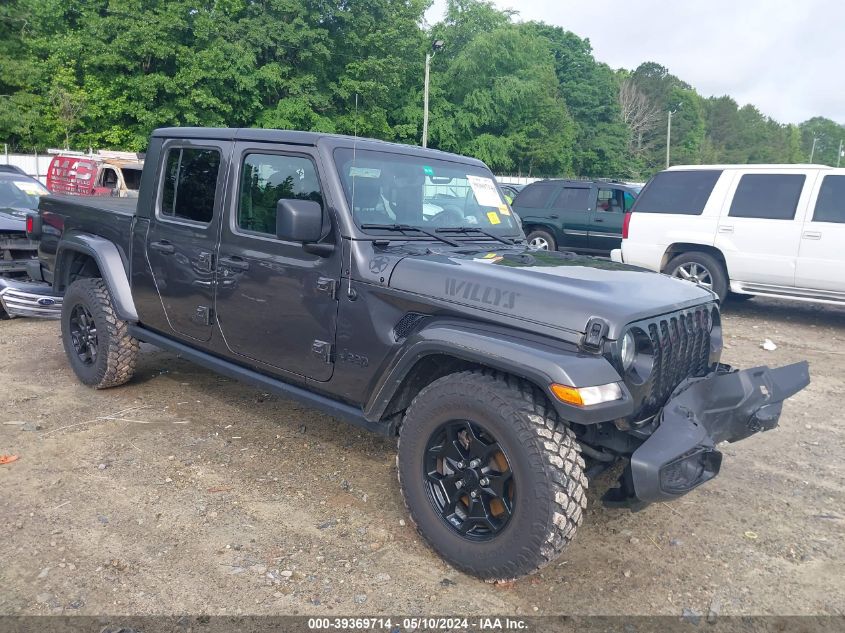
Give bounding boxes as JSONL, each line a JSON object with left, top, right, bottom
{"left": 425, "top": 0, "right": 844, "bottom": 125}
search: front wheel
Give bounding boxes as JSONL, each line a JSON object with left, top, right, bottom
{"left": 61, "top": 278, "right": 139, "bottom": 389}
{"left": 526, "top": 229, "right": 556, "bottom": 251}
{"left": 664, "top": 251, "right": 728, "bottom": 302}
{"left": 397, "top": 371, "right": 586, "bottom": 580}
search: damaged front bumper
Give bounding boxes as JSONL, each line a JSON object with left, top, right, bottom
{"left": 603, "top": 362, "right": 810, "bottom": 509}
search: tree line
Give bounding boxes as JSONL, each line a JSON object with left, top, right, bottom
{"left": 1, "top": 0, "right": 843, "bottom": 180}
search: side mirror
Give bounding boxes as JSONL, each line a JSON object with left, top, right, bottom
{"left": 276, "top": 199, "right": 323, "bottom": 243}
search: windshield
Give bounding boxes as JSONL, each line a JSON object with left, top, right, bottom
{"left": 0, "top": 177, "right": 49, "bottom": 210}
{"left": 333, "top": 148, "right": 521, "bottom": 236}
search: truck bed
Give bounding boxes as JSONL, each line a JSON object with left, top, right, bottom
{"left": 42, "top": 194, "right": 138, "bottom": 217}
{"left": 38, "top": 195, "right": 138, "bottom": 277}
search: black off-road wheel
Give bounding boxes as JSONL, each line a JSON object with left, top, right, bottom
{"left": 397, "top": 371, "right": 587, "bottom": 580}
{"left": 61, "top": 278, "right": 139, "bottom": 389}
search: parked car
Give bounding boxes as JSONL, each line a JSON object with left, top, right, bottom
{"left": 0, "top": 172, "right": 48, "bottom": 279}
{"left": 0, "top": 164, "right": 29, "bottom": 176}
{"left": 513, "top": 179, "right": 640, "bottom": 255}
{"left": 46, "top": 152, "right": 143, "bottom": 198}
{"left": 612, "top": 164, "right": 845, "bottom": 305}
{"left": 0, "top": 172, "right": 56, "bottom": 317}
{"left": 31, "top": 127, "right": 808, "bottom": 580}
{"left": 498, "top": 183, "right": 525, "bottom": 203}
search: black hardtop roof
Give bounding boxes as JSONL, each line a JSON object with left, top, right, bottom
{"left": 151, "top": 127, "right": 487, "bottom": 167}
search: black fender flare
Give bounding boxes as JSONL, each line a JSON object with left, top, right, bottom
{"left": 55, "top": 232, "right": 138, "bottom": 322}
{"left": 365, "top": 322, "right": 634, "bottom": 425}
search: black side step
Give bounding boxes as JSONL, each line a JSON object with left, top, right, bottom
{"left": 127, "top": 325, "right": 389, "bottom": 436}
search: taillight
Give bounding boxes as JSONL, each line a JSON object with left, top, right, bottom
{"left": 622, "top": 212, "right": 632, "bottom": 239}
{"left": 26, "top": 213, "right": 42, "bottom": 239}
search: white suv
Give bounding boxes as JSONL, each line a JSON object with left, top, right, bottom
{"left": 611, "top": 164, "right": 845, "bottom": 305}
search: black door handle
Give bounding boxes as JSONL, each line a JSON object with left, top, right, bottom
{"left": 549, "top": 214, "right": 559, "bottom": 219}
{"left": 593, "top": 217, "right": 604, "bottom": 223}
{"left": 150, "top": 240, "right": 175, "bottom": 254}
{"left": 219, "top": 256, "right": 250, "bottom": 271}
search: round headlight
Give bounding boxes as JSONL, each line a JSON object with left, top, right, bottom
{"left": 620, "top": 331, "right": 636, "bottom": 371}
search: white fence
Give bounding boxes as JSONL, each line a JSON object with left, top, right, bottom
{"left": 2, "top": 149, "right": 52, "bottom": 185}
{"left": 495, "top": 175, "right": 544, "bottom": 186}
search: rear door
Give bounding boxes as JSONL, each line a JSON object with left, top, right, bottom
{"left": 145, "top": 140, "right": 228, "bottom": 342}
{"left": 548, "top": 184, "right": 592, "bottom": 250}
{"left": 588, "top": 187, "right": 626, "bottom": 252}
{"left": 513, "top": 182, "right": 560, "bottom": 245}
{"left": 714, "top": 170, "right": 815, "bottom": 288}
{"left": 795, "top": 173, "right": 845, "bottom": 295}
{"left": 213, "top": 143, "right": 341, "bottom": 381}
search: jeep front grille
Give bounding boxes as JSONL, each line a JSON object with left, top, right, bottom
{"left": 639, "top": 307, "right": 712, "bottom": 420}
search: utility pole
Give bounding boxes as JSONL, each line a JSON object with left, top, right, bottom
{"left": 838, "top": 139, "right": 843, "bottom": 168}
{"left": 810, "top": 137, "right": 818, "bottom": 163}
{"left": 422, "top": 40, "right": 444, "bottom": 148}
{"left": 665, "top": 107, "right": 678, "bottom": 169}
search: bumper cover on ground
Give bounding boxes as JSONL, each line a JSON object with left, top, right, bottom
{"left": 604, "top": 362, "right": 810, "bottom": 508}
{"left": 0, "top": 277, "right": 63, "bottom": 318}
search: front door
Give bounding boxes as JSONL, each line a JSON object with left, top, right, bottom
{"left": 145, "top": 141, "right": 228, "bottom": 342}
{"left": 588, "top": 187, "right": 626, "bottom": 252}
{"left": 796, "top": 174, "right": 845, "bottom": 295}
{"left": 214, "top": 144, "right": 341, "bottom": 381}
{"left": 549, "top": 185, "right": 591, "bottom": 250}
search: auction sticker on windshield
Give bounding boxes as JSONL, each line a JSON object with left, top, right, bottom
{"left": 14, "top": 181, "right": 47, "bottom": 196}
{"left": 467, "top": 175, "right": 503, "bottom": 207}
{"left": 349, "top": 167, "right": 381, "bottom": 178}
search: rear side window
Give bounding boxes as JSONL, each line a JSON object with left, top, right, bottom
{"left": 513, "top": 183, "right": 556, "bottom": 208}
{"left": 633, "top": 170, "right": 722, "bottom": 215}
{"left": 161, "top": 148, "right": 221, "bottom": 224}
{"left": 729, "top": 174, "right": 805, "bottom": 220}
{"left": 552, "top": 186, "right": 590, "bottom": 211}
{"left": 813, "top": 175, "right": 845, "bottom": 223}
{"left": 238, "top": 153, "right": 323, "bottom": 236}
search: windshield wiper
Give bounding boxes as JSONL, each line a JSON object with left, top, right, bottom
{"left": 360, "top": 223, "right": 461, "bottom": 247}
{"left": 436, "top": 226, "right": 515, "bottom": 245}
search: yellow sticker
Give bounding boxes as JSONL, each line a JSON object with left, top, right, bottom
{"left": 486, "top": 211, "right": 501, "bottom": 225}
{"left": 498, "top": 204, "right": 511, "bottom": 216}
{"left": 483, "top": 253, "right": 497, "bottom": 259}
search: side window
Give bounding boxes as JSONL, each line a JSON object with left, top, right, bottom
{"left": 101, "top": 168, "right": 118, "bottom": 189}
{"left": 623, "top": 191, "right": 636, "bottom": 211}
{"left": 512, "top": 183, "right": 556, "bottom": 208}
{"left": 238, "top": 153, "right": 323, "bottom": 236}
{"left": 596, "top": 188, "right": 624, "bottom": 213}
{"left": 552, "top": 186, "right": 590, "bottom": 211}
{"left": 728, "top": 174, "right": 805, "bottom": 220}
{"left": 161, "top": 147, "right": 221, "bottom": 224}
{"left": 812, "top": 175, "right": 845, "bottom": 223}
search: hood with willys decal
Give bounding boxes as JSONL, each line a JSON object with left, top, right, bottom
{"left": 386, "top": 246, "right": 715, "bottom": 339}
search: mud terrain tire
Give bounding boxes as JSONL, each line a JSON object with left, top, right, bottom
{"left": 397, "top": 371, "right": 586, "bottom": 580}
{"left": 61, "top": 278, "right": 139, "bottom": 389}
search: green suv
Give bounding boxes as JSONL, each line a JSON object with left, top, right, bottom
{"left": 514, "top": 179, "right": 640, "bottom": 255}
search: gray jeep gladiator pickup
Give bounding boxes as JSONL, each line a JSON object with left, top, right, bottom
{"left": 30, "top": 127, "right": 809, "bottom": 580}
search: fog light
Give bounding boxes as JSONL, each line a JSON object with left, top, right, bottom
{"left": 551, "top": 382, "right": 623, "bottom": 407}
{"left": 659, "top": 449, "right": 722, "bottom": 494}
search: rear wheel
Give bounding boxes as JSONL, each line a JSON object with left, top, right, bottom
{"left": 397, "top": 371, "right": 586, "bottom": 580}
{"left": 526, "top": 229, "right": 556, "bottom": 251}
{"left": 664, "top": 251, "right": 728, "bottom": 302}
{"left": 61, "top": 278, "right": 139, "bottom": 389}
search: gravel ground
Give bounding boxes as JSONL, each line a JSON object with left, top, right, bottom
{"left": 0, "top": 297, "right": 843, "bottom": 617}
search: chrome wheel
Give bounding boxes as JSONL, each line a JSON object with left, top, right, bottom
{"left": 672, "top": 262, "right": 714, "bottom": 290}
{"left": 529, "top": 236, "right": 550, "bottom": 250}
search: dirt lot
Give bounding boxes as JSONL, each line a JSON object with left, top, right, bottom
{"left": 1, "top": 297, "right": 843, "bottom": 617}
